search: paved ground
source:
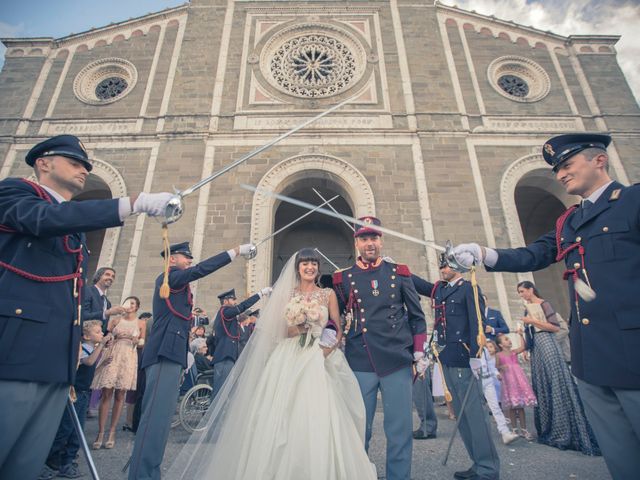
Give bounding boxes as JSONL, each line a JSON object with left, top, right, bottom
{"left": 75, "top": 399, "right": 609, "bottom": 479}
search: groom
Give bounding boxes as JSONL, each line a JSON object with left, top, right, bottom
{"left": 333, "top": 216, "right": 427, "bottom": 480}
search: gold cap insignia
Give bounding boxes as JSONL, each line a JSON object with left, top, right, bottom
{"left": 544, "top": 144, "right": 555, "bottom": 156}
{"left": 364, "top": 217, "right": 372, "bottom": 224}
{"left": 609, "top": 188, "right": 621, "bottom": 201}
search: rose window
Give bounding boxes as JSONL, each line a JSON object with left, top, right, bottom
{"left": 497, "top": 74, "right": 529, "bottom": 98}
{"left": 262, "top": 26, "right": 367, "bottom": 99}
{"left": 95, "top": 77, "right": 129, "bottom": 100}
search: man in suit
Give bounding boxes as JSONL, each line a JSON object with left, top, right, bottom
{"left": 0, "top": 134, "right": 173, "bottom": 480}
{"left": 482, "top": 295, "right": 509, "bottom": 342}
{"left": 453, "top": 133, "right": 640, "bottom": 479}
{"left": 333, "top": 216, "right": 427, "bottom": 480}
{"left": 82, "top": 267, "right": 124, "bottom": 332}
{"left": 413, "top": 256, "right": 500, "bottom": 480}
{"left": 212, "top": 288, "right": 270, "bottom": 397}
{"left": 128, "top": 242, "right": 257, "bottom": 480}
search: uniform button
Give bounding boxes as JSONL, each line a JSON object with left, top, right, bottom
{"left": 573, "top": 262, "right": 581, "bottom": 269}
{"left": 602, "top": 226, "right": 609, "bottom": 232}
{"left": 15, "top": 308, "right": 22, "bottom": 315}
{"left": 361, "top": 319, "right": 366, "bottom": 323}
{"left": 348, "top": 273, "right": 352, "bottom": 278}
{"left": 360, "top": 308, "right": 365, "bottom": 313}
{"left": 357, "top": 299, "right": 362, "bottom": 303}
{"left": 390, "top": 294, "right": 396, "bottom": 298}
{"left": 442, "top": 301, "right": 445, "bottom": 304}
{"left": 581, "top": 318, "right": 590, "bottom": 325}
{"left": 354, "top": 289, "right": 359, "bottom": 293}
{"left": 576, "top": 236, "right": 582, "bottom": 242}
{"left": 351, "top": 281, "right": 355, "bottom": 285}
{"left": 363, "top": 328, "right": 368, "bottom": 333}
{"left": 391, "top": 275, "right": 396, "bottom": 280}
{"left": 391, "top": 283, "right": 396, "bottom": 288}
{"left": 456, "top": 331, "right": 460, "bottom": 335}
{"left": 392, "top": 268, "right": 396, "bottom": 272}
{"left": 391, "top": 305, "right": 396, "bottom": 309}
{"left": 560, "top": 237, "right": 564, "bottom": 241}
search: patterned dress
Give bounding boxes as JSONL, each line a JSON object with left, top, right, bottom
{"left": 497, "top": 351, "right": 537, "bottom": 409}
{"left": 91, "top": 317, "right": 140, "bottom": 391}
{"left": 530, "top": 330, "right": 600, "bottom": 455}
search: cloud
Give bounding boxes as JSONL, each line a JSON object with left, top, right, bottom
{"left": 445, "top": 0, "right": 640, "bottom": 104}
{"left": 0, "top": 21, "right": 25, "bottom": 71}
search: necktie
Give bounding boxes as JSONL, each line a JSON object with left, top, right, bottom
{"left": 581, "top": 199, "right": 593, "bottom": 219}
{"left": 102, "top": 294, "right": 107, "bottom": 319}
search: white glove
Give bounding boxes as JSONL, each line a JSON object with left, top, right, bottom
{"left": 239, "top": 244, "right": 257, "bottom": 259}
{"left": 132, "top": 192, "right": 174, "bottom": 217}
{"left": 452, "top": 243, "right": 483, "bottom": 268}
{"left": 319, "top": 328, "right": 338, "bottom": 348}
{"left": 469, "top": 358, "right": 483, "bottom": 379}
{"left": 413, "top": 351, "right": 430, "bottom": 375}
{"left": 258, "top": 287, "right": 272, "bottom": 298}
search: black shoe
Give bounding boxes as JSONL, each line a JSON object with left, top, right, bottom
{"left": 454, "top": 469, "right": 476, "bottom": 480}
{"left": 413, "top": 430, "right": 436, "bottom": 439}
{"left": 122, "top": 424, "right": 134, "bottom": 432}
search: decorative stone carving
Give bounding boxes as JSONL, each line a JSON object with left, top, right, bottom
{"left": 260, "top": 23, "right": 367, "bottom": 98}
{"left": 487, "top": 55, "right": 551, "bottom": 103}
{"left": 73, "top": 57, "right": 138, "bottom": 105}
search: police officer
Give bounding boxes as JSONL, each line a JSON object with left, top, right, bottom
{"left": 128, "top": 241, "right": 256, "bottom": 480}
{"left": 413, "top": 255, "right": 500, "bottom": 480}
{"left": 333, "top": 216, "right": 427, "bottom": 480}
{"left": 453, "top": 133, "right": 640, "bottom": 480}
{"left": 0, "top": 134, "right": 173, "bottom": 480}
{"left": 212, "top": 287, "right": 270, "bottom": 397}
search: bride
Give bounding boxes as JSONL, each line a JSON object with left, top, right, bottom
{"left": 167, "top": 248, "right": 377, "bottom": 479}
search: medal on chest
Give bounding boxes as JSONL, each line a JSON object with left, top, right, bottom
{"left": 371, "top": 280, "right": 380, "bottom": 296}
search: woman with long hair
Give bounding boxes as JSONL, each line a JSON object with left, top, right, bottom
{"left": 91, "top": 296, "right": 143, "bottom": 449}
{"left": 517, "top": 281, "right": 599, "bottom": 455}
{"left": 167, "top": 248, "right": 376, "bottom": 479}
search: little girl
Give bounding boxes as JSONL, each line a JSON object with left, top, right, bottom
{"left": 496, "top": 331, "right": 537, "bottom": 440}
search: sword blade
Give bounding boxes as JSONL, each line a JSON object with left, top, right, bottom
{"left": 242, "top": 184, "right": 446, "bottom": 253}
{"left": 314, "top": 248, "right": 340, "bottom": 270}
{"left": 312, "top": 188, "right": 354, "bottom": 231}
{"left": 67, "top": 397, "right": 101, "bottom": 480}
{"left": 179, "top": 98, "right": 353, "bottom": 199}
{"left": 255, "top": 194, "right": 340, "bottom": 247}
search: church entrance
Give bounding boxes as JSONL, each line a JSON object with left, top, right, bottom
{"left": 72, "top": 174, "right": 112, "bottom": 277}
{"left": 271, "top": 178, "right": 355, "bottom": 283}
{"left": 515, "top": 175, "right": 570, "bottom": 319}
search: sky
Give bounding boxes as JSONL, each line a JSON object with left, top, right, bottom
{"left": 0, "top": 0, "right": 638, "bottom": 103}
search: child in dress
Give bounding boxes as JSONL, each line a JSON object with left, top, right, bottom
{"left": 496, "top": 331, "right": 537, "bottom": 440}
{"left": 485, "top": 340, "right": 501, "bottom": 402}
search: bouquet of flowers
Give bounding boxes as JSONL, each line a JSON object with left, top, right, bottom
{"left": 285, "top": 294, "right": 324, "bottom": 347}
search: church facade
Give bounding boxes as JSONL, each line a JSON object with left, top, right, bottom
{"left": 1, "top": 0, "right": 638, "bottom": 323}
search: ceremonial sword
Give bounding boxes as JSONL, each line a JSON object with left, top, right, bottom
{"left": 240, "top": 184, "right": 471, "bottom": 273}
{"left": 67, "top": 397, "right": 101, "bottom": 480}
{"left": 162, "top": 97, "right": 354, "bottom": 225}
{"left": 246, "top": 195, "right": 340, "bottom": 257}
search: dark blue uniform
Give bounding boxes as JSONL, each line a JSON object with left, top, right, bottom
{"left": 0, "top": 178, "right": 121, "bottom": 384}
{"left": 212, "top": 294, "right": 260, "bottom": 396}
{"left": 413, "top": 273, "right": 500, "bottom": 479}
{"left": 333, "top": 258, "right": 426, "bottom": 480}
{"left": 333, "top": 260, "right": 426, "bottom": 375}
{"left": 130, "top": 249, "right": 233, "bottom": 480}
{"left": 489, "top": 181, "right": 640, "bottom": 389}
{"left": 212, "top": 294, "right": 260, "bottom": 365}
{"left": 0, "top": 176, "right": 121, "bottom": 480}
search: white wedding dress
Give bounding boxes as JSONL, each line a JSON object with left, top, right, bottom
{"left": 167, "top": 259, "right": 376, "bottom": 480}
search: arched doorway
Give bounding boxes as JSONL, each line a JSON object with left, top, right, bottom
{"left": 72, "top": 174, "right": 112, "bottom": 277}
{"left": 514, "top": 172, "right": 571, "bottom": 319}
{"left": 248, "top": 154, "right": 376, "bottom": 293}
{"left": 271, "top": 180, "right": 354, "bottom": 282}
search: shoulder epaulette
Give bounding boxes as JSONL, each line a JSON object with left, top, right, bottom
{"left": 332, "top": 269, "right": 345, "bottom": 283}
{"left": 396, "top": 264, "right": 411, "bottom": 277}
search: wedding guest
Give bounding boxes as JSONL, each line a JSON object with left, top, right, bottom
{"left": 123, "top": 311, "right": 150, "bottom": 432}
{"left": 91, "top": 296, "right": 143, "bottom": 449}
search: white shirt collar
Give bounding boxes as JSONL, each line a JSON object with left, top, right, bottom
{"left": 584, "top": 180, "right": 613, "bottom": 205}
{"left": 39, "top": 184, "right": 66, "bottom": 203}
{"left": 95, "top": 285, "right": 106, "bottom": 297}
{"left": 448, "top": 275, "right": 463, "bottom": 287}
